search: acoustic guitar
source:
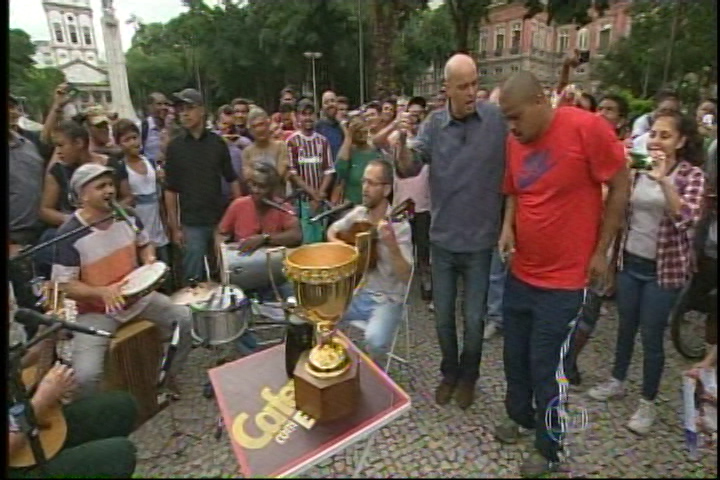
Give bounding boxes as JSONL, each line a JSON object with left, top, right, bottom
{"left": 9, "top": 282, "right": 69, "bottom": 468}
{"left": 335, "top": 199, "right": 415, "bottom": 271}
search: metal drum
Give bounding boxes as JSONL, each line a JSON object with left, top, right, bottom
{"left": 173, "top": 283, "right": 251, "bottom": 346}
{"left": 219, "top": 244, "right": 286, "bottom": 292}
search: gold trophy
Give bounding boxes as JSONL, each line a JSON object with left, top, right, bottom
{"left": 267, "top": 235, "right": 371, "bottom": 422}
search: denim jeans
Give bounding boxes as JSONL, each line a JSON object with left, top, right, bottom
{"left": 502, "top": 273, "right": 583, "bottom": 463}
{"left": 181, "top": 224, "right": 216, "bottom": 284}
{"left": 431, "top": 243, "right": 492, "bottom": 384}
{"left": 486, "top": 247, "right": 508, "bottom": 327}
{"left": 611, "top": 252, "right": 681, "bottom": 401}
{"left": 342, "top": 289, "right": 403, "bottom": 363}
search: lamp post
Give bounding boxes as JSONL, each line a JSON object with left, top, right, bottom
{"left": 357, "top": 0, "right": 365, "bottom": 105}
{"left": 304, "top": 52, "right": 322, "bottom": 111}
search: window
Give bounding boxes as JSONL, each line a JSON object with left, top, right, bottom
{"left": 59, "top": 52, "right": 68, "bottom": 60}
{"left": 538, "top": 26, "right": 546, "bottom": 51}
{"left": 53, "top": 22, "right": 64, "bottom": 43}
{"left": 44, "top": 58, "right": 53, "bottom": 66}
{"left": 480, "top": 68, "right": 488, "bottom": 76}
{"left": 577, "top": 27, "right": 589, "bottom": 51}
{"left": 43, "top": 51, "right": 52, "bottom": 57}
{"left": 67, "top": 15, "right": 74, "bottom": 22}
{"left": 87, "top": 54, "right": 94, "bottom": 61}
{"left": 558, "top": 30, "right": 569, "bottom": 52}
{"left": 495, "top": 26, "right": 505, "bottom": 53}
{"left": 511, "top": 22, "right": 522, "bottom": 50}
{"left": 69, "top": 25, "right": 79, "bottom": 44}
{"left": 598, "top": 25, "right": 612, "bottom": 52}
{"left": 511, "top": 65, "right": 520, "bottom": 73}
{"left": 83, "top": 26, "right": 92, "bottom": 45}
{"left": 494, "top": 67, "right": 503, "bottom": 75}
{"left": 479, "top": 30, "right": 488, "bottom": 54}
{"left": 106, "top": 92, "right": 113, "bottom": 103}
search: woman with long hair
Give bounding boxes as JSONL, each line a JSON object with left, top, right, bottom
{"left": 588, "top": 112, "right": 706, "bottom": 435}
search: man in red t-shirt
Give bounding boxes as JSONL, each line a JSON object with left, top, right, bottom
{"left": 494, "top": 72, "right": 629, "bottom": 477}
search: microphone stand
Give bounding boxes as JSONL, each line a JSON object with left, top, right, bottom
{"left": 10, "top": 213, "right": 116, "bottom": 264}
{"left": 8, "top": 323, "right": 65, "bottom": 474}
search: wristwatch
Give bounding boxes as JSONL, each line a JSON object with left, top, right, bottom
{"left": 262, "top": 233, "right": 271, "bottom": 246}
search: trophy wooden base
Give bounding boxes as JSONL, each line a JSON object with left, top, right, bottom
{"left": 293, "top": 350, "right": 360, "bottom": 423}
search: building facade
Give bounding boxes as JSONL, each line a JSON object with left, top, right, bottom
{"left": 32, "top": 0, "right": 113, "bottom": 111}
{"left": 414, "top": 0, "right": 632, "bottom": 98}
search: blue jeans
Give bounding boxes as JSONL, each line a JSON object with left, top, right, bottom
{"left": 181, "top": 225, "right": 215, "bottom": 284}
{"left": 342, "top": 289, "right": 403, "bottom": 362}
{"left": 431, "top": 244, "right": 492, "bottom": 384}
{"left": 486, "top": 247, "right": 508, "bottom": 327}
{"left": 611, "top": 253, "right": 681, "bottom": 401}
{"left": 502, "top": 273, "right": 583, "bottom": 463}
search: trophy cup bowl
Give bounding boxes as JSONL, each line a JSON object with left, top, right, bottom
{"left": 266, "top": 236, "right": 371, "bottom": 422}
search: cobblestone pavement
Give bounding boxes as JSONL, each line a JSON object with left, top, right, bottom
{"left": 132, "top": 287, "right": 717, "bottom": 478}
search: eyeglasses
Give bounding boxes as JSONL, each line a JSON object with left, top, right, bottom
{"left": 361, "top": 178, "right": 389, "bottom": 187}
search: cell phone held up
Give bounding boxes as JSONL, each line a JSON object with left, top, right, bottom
{"left": 629, "top": 151, "right": 654, "bottom": 171}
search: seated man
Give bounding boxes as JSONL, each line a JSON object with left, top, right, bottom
{"left": 216, "top": 162, "right": 302, "bottom": 301}
{"left": 8, "top": 288, "right": 138, "bottom": 479}
{"left": 51, "top": 163, "right": 193, "bottom": 398}
{"left": 327, "top": 159, "right": 413, "bottom": 364}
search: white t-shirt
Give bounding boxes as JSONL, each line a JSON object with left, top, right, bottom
{"left": 126, "top": 156, "right": 169, "bottom": 247}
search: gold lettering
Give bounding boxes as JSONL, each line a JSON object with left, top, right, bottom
{"left": 261, "top": 386, "right": 295, "bottom": 416}
{"left": 256, "top": 407, "right": 287, "bottom": 433}
{"left": 231, "top": 413, "right": 273, "bottom": 450}
{"left": 293, "top": 410, "right": 316, "bottom": 430}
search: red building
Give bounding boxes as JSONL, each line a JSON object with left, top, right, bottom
{"left": 414, "top": 0, "right": 632, "bottom": 98}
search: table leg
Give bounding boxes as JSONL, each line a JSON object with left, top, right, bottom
{"left": 351, "top": 432, "right": 377, "bottom": 478}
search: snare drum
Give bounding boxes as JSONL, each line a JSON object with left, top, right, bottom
{"left": 172, "top": 283, "right": 252, "bottom": 346}
{"left": 219, "top": 244, "right": 286, "bottom": 292}
{"left": 120, "top": 262, "right": 169, "bottom": 301}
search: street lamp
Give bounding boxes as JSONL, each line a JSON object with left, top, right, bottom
{"left": 304, "top": 51, "right": 323, "bottom": 111}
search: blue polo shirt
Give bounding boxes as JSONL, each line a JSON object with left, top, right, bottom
{"left": 316, "top": 115, "right": 344, "bottom": 161}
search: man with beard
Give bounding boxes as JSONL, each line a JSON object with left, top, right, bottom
{"left": 287, "top": 99, "right": 335, "bottom": 243}
{"left": 315, "top": 90, "right": 344, "bottom": 161}
{"left": 395, "top": 53, "right": 507, "bottom": 410}
{"left": 164, "top": 88, "right": 242, "bottom": 285}
{"left": 328, "top": 159, "right": 412, "bottom": 365}
{"left": 140, "top": 92, "right": 170, "bottom": 166}
{"left": 242, "top": 108, "right": 290, "bottom": 196}
{"left": 495, "top": 71, "right": 628, "bottom": 477}
{"left": 231, "top": 98, "right": 253, "bottom": 140}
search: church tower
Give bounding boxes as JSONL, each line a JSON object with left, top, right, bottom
{"left": 42, "top": 0, "right": 100, "bottom": 67}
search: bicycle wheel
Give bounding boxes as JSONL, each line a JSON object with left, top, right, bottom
{"left": 670, "top": 286, "right": 707, "bottom": 360}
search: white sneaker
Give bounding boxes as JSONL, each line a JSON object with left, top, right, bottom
{"left": 627, "top": 399, "right": 655, "bottom": 435}
{"left": 484, "top": 321, "right": 500, "bottom": 340}
{"left": 588, "top": 378, "right": 625, "bottom": 401}
{"left": 428, "top": 301, "right": 435, "bottom": 312}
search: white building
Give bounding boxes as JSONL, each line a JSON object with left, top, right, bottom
{"left": 32, "top": 0, "right": 113, "bottom": 111}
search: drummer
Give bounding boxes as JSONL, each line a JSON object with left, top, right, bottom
{"left": 216, "top": 162, "right": 301, "bottom": 301}
{"left": 51, "top": 163, "right": 193, "bottom": 398}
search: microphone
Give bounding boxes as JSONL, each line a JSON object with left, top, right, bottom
{"left": 309, "top": 201, "right": 354, "bottom": 223}
{"left": 109, "top": 199, "right": 140, "bottom": 234}
{"left": 260, "top": 198, "right": 296, "bottom": 216}
{"left": 15, "top": 308, "right": 115, "bottom": 339}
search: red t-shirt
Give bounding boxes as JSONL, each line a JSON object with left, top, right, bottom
{"left": 503, "top": 107, "right": 625, "bottom": 290}
{"left": 219, "top": 196, "right": 297, "bottom": 241}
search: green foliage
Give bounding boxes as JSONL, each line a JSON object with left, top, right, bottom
{"left": 16, "top": 68, "right": 66, "bottom": 120}
{"left": 9, "top": 29, "right": 37, "bottom": 86}
{"left": 595, "top": 0, "right": 716, "bottom": 102}
{"left": 446, "top": 0, "right": 491, "bottom": 53}
{"left": 523, "top": 0, "right": 609, "bottom": 26}
{"left": 604, "top": 88, "right": 654, "bottom": 121}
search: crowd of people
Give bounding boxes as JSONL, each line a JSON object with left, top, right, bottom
{"left": 7, "top": 48, "right": 717, "bottom": 478}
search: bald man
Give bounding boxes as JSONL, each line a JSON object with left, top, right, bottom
{"left": 396, "top": 53, "right": 507, "bottom": 410}
{"left": 494, "top": 71, "right": 628, "bottom": 477}
{"left": 141, "top": 92, "right": 170, "bottom": 166}
{"left": 316, "top": 90, "right": 344, "bottom": 161}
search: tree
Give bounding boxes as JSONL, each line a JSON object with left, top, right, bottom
{"left": 594, "top": 0, "right": 716, "bottom": 103}
{"left": 9, "top": 29, "right": 37, "bottom": 87}
{"left": 446, "top": 0, "right": 491, "bottom": 53}
{"left": 15, "top": 68, "right": 66, "bottom": 121}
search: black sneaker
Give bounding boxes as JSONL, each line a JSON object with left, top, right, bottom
{"left": 520, "top": 451, "right": 559, "bottom": 478}
{"left": 494, "top": 418, "right": 533, "bottom": 444}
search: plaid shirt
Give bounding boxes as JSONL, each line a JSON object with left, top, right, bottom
{"left": 617, "top": 160, "right": 706, "bottom": 289}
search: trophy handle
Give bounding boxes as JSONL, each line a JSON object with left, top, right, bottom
{"left": 265, "top": 247, "right": 287, "bottom": 304}
{"left": 353, "top": 230, "right": 372, "bottom": 294}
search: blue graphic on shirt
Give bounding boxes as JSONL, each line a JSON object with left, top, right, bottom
{"left": 517, "top": 149, "right": 554, "bottom": 190}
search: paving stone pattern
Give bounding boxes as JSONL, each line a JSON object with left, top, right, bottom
{"left": 132, "top": 288, "right": 717, "bottom": 478}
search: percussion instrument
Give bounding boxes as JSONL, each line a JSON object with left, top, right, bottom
{"left": 335, "top": 199, "right": 415, "bottom": 271}
{"left": 103, "top": 319, "right": 164, "bottom": 426}
{"left": 171, "top": 283, "right": 252, "bottom": 346}
{"left": 120, "top": 262, "right": 169, "bottom": 302}
{"left": 219, "top": 244, "right": 286, "bottom": 292}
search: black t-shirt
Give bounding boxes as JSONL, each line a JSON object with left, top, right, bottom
{"left": 49, "top": 162, "right": 77, "bottom": 213}
{"left": 164, "top": 129, "right": 238, "bottom": 226}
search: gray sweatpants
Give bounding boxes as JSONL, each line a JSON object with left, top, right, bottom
{"left": 72, "top": 292, "right": 193, "bottom": 399}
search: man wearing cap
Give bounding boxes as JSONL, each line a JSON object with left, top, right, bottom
{"left": 163, "top": 88, "right": 242, "bottom": 284}
{"left": 287, "top": 99, "right": 335, "bottom": 243}
{"left": 83, "top": 106, "right": 122, "bottom": 158}
{"left": 52, "top": 163, "right": 193, "bottom": 397}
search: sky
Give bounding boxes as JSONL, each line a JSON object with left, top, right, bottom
{"left": 9, "top": 0, "right": 205, "bottom": 56}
